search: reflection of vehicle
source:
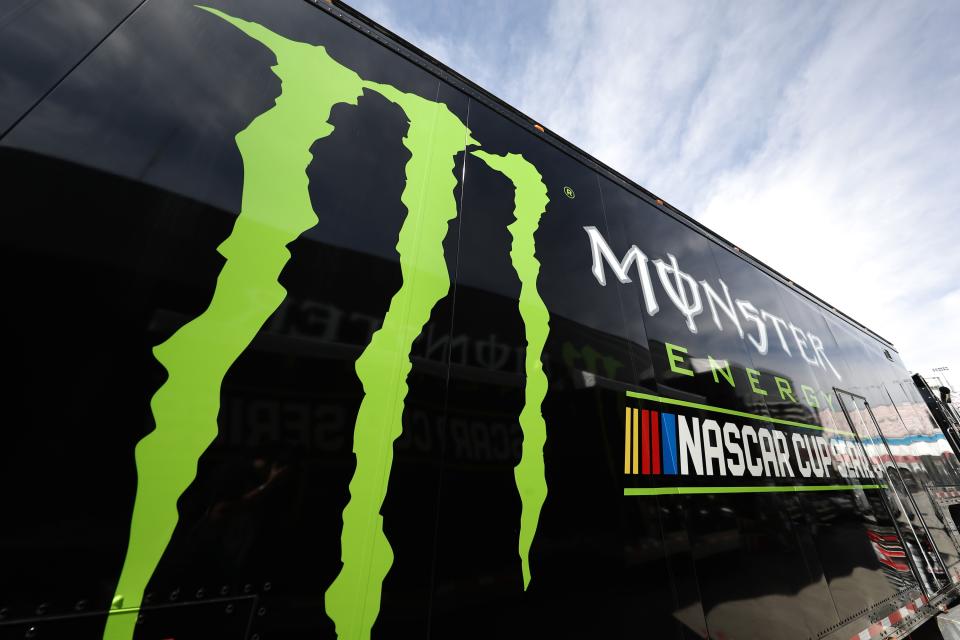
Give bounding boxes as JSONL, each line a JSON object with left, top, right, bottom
{"left": 916, "top": 373, "right": 960, "bottom": 455}
{"left": 867, "top": 527, "right": 910, "bottom": 572}
{"left": 2, "top": 2, "right": 960, "bottom": 640}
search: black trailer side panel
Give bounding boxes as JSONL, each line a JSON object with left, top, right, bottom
{"left": 1, "top": 1, "right": 958, "bottom": 639}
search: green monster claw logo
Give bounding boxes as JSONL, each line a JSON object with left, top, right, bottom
{"left": 104, "top": 8, "right": 552, "bottom": 640}
{"left": 470, "top": 151, "right": 550, "bottom": 590}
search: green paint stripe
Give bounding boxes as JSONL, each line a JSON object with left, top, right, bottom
{"left": 106, "top": 607, "right": 149, "bottom": 615}
{"left": 105, "top": 9, "right": 365, "bottom": 640}
{"left": 625, "top": 390, "right": 855, "bottom": 436}
{"left": 471, "top": 150, "right": 550, "bottom": 590}
{"left": 623, "top": 484, "right": 886, "bottom": 496}
{"left": 324, "top": 84, "right": 475, "bottom": 640}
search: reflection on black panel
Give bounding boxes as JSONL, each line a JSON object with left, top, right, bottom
{"left": 1, "top": 0, "right": 958, "bottom": 639}
{"left": 0, "top": 0, "right": 143, "bottom": 133}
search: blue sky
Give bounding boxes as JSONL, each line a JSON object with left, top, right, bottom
{"left": 350, "top": 0, "right": 960, "bottom": 386}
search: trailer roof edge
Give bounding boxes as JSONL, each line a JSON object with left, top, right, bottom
{"left": 306, "top": 0, "right": 897, "bottom": 351}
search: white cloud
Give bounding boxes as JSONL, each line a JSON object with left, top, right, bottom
{"left": 694, "top": 2, "right": 960, "bottom": 376}
{"left": 350, "top": 0, "right": 960, "bottom": 379}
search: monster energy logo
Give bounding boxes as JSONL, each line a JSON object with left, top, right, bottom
{"left": 104, "top": 7, "right": 551, "bottom": 640}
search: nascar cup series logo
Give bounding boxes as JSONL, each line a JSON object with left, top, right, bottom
{"left": 623, "top": 391, "right": 884, "bottom": 495}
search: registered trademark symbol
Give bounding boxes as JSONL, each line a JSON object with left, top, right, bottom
{"left": 563, "top": 186, "right": 575, "bottom": 199}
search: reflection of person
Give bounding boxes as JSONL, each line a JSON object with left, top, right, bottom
{"left": 209, "top": 457, "right": 289, "bottom": 522}
{"left": 940, "top": 386, "right": 952, "bottom": 405}
{"left": 206, "top": 455, "right": 290, "bottom": 571}
{"left": 151, "top": 448, "right": 296, "bottom": 594}
{"left": 173, "top": 450, "right": 293, "bottom": 579}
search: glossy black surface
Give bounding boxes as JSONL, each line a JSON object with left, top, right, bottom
{"left": 2, "top": 1, "right": 958, "bottom": 639}
{"left": 0, "top": 0, "right": 144, "bottom": 135}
